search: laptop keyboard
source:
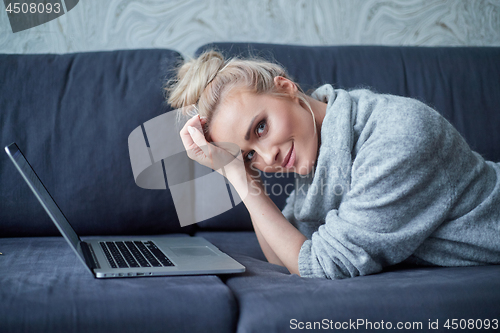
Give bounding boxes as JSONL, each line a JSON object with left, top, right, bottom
{"left": 99, "top": 241, "right": 174, "bottom": 268}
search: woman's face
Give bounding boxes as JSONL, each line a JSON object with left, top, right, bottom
{"left": 208, "top": 84, "right": 319, "bottom": 175}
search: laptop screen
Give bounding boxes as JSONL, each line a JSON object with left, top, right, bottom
{"left": 5, "top": 143, "right": 81, "bottom": 251}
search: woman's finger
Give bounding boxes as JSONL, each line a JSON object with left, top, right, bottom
{"left": 180, "top": 115, "right": 204, "bottom": 145}
{"left": 187, "top": 126, "right": 210, "bottom": 157}
{"left": 191, "top": 115, "right": 204, "bottom": 134}
{"left": 180, "top": 115, "right": 206, "bottom": 159}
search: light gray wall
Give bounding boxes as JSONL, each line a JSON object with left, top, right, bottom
{"left": 1, "top": 0, "right": 499, "bottom": 57}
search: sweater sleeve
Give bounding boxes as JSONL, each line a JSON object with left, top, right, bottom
{"left": 298, "top": 96, "right": 461, "bottom": 279}
{"left": 282, "top": 190, "right": 324, "bottom": 240}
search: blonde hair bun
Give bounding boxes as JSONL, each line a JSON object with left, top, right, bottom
{"left": 165, "top": 49, "right": 313, "bottom": 133}
{"left": 167, "top": 50, "right": 225, "bottom": 110}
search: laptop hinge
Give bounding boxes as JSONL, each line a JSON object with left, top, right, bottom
{"left": 81, "top": 242, "right": 100, "bottom": 269}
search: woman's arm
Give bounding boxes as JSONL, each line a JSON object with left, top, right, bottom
{"left": 245, "top": 167, "right": 286, "bottom": 267}
{"left": 251, "top": 212, "right": 285, "bottom": 267}
{"left": 227, "top": 169, "right": 307, "bottom": 275}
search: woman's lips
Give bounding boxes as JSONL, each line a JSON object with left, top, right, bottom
{"left": 282, "top": 143, "right": 295, "bottom": 168}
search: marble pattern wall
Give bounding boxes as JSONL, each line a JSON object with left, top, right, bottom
{"left": 1, "top": 0, "right": 499, "bottom": 57}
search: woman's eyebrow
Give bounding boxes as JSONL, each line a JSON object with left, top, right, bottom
{"left": 245, "top": 115, "right": 258, "bottom": 141}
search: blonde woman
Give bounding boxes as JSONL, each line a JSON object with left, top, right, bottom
{"left": 167, "top": 50, "right": 500, "bottom": 280}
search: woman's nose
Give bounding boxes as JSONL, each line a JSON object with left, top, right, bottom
{"left": 259, "top": 146, "right": 279, "bottom": 166}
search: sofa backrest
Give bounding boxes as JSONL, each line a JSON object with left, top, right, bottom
{"left": 0, "top": 49, "right": 198, "bottom": 237}
{"left": 2, "top": 44, "right": 499, "bottom": 236}
{"left": 194, "top": 43, "right": 500, "bottom": 230}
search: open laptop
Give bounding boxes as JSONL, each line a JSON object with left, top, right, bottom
{"left": 5, "top": 142, "right": 245, "bottom": 278}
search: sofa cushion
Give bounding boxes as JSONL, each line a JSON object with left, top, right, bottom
{"left": 0, "top": 49, "right": 196, "bottom": 236}
{"left": 197, "top": 231, "right": 500, "bottom": 333}
{"left": 194, "top": 43, "right": 500, "bottom": 231}
{"left": 0, "top": 236, "right": 238, "bottom": 333}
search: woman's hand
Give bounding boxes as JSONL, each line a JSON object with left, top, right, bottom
{"left": 180, "top": 114, "right": 245, "bottom": 179}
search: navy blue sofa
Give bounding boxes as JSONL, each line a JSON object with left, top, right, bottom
{"left": 1, "top": 43, "right": 499, "bottom": 333}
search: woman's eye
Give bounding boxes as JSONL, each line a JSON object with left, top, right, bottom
{"left": 245, "top": 120, "right": 266, "bottom": 162}
{"left": 246, "top": 150, "right": 255, "bottom": 161}
{"left": 256, "top": 120, "right": 266, "bottom": 136}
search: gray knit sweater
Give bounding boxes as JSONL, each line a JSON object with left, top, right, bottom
{"left": 282, "top": 84, "right": 500, "bottom": 279}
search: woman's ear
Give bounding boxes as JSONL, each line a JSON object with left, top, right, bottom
{"left": 274, "top": 76, "right": 298, "bottom": 96}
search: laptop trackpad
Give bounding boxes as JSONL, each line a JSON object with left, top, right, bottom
{"left": 170, "top": 246, "right": 218, "bottom": 257}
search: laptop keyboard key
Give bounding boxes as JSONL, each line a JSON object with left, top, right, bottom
{"left": 100, "top": 240, "right": 175, "bottom": 269}
{"left": 145, "top": 241, "right": 174, "bottom": 266}
{"left": 105, "top": 242, "right": 129, "bottom": 268}
{"left": 125, "top": 241, "right": 151, "bottom": 267}
{"left": 116, "top": 242, "right": 140, "bottom": 267}
{"left": 134, "top": 241, "right": 162, "bottom": 267}
{"left": 100, "top": 242, "right": 117, "bottom": 268}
